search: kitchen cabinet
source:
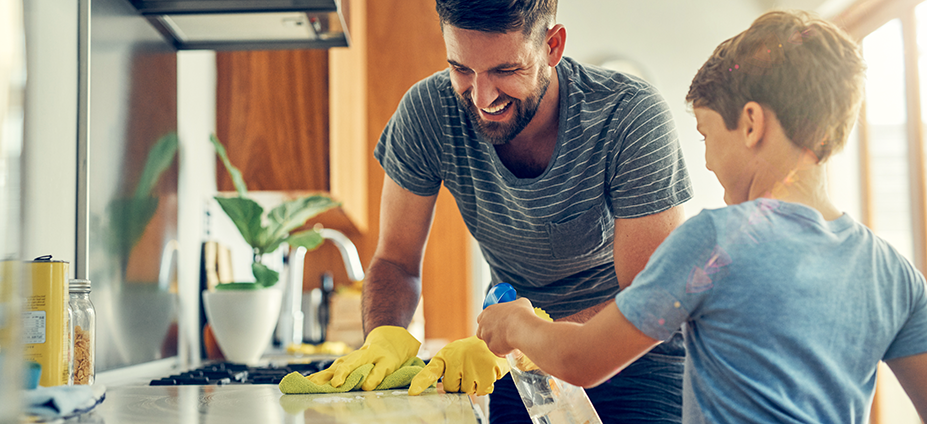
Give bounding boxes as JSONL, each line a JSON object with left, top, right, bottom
{"left": 215, "top": 0, "right": 476, "bottom": 342}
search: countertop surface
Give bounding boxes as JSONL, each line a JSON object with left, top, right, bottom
{"left": 71, "top": 384, "right": 479, "bottom": 424}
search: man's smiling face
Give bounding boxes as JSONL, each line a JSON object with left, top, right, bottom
{"left": 444, "top": 25, "right": 551, "bottom": 145}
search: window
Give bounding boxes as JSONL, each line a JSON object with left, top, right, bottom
{"left": 830, "top": 1, "right": 927, "bottom": 422}
{"left": 863, "top": 19, "right": 914, "bottom": 262}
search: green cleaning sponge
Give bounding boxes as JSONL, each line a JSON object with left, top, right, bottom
{"left": 279, "top": 357, "right": 432, "bottom": 394}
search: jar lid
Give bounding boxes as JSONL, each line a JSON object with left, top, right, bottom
{"left": 29, "top": 254, "right": 68, "bottom": 263}
{"left": 69, "top": 278, "right": 91, "bottom": 291}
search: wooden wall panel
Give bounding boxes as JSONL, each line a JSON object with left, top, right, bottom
{"left": 216, "top": 50, "right": 330, "bottom": 192}
{"left": 362, "top": 0, "right": 474, "bottom": 340}
{"left": 329, "top": 0, "right": 369, "bottom": 234}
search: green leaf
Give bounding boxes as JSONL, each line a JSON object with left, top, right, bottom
{"left": 210, "top": 134, "right": 248, "bottom": 197}
{"left": 252, "top": 262, "right": 279, "bottom": 288}
{"left": 254, "top": 222, "right": 286, "bottom": 255}
{"left": 260, "top": 239, "right": 286, "bottom": 258}
{"left": 108, "top": 196, "right": 159, "bottom": 257}
{"left": 134, "top": 133, "right": 179, "bottom": 199}
{"left": 214, "top": 282, "right": 262, "bottom": 291}
{"left": 214, "top": 196, "right": 266, "bottom": 248}
{"left": 265, "top": 195, "right": 339, "bottom": 243}
{"left": 286, "top": 229, "right": 325, "bottom": 251}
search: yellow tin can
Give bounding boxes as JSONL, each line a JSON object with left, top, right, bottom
{"left": 24, "top": 256, "right": 71, "bottom": 387}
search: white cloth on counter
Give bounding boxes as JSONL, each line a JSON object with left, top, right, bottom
{"left": 24, "top": 384, "right": 106, "bottom": 420}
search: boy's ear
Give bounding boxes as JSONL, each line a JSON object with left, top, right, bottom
{"left": 740, "top": 102, "right": 766, "bottom": 149}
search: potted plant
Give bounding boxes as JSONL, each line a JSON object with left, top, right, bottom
{"left": 203, "top": 134, "right": 339, "bottom": 364}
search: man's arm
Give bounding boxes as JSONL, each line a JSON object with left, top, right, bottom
{"left": 308, "top": 176, "right": 439, "bottom": 390}
{"left": 613, "top": 206, "right": 686, "bottom": 290}
{"left": 361, "top": 175, "right": 438, "bottom": 336}
{"left": 885, "top": 352, "right": 927, "bottom": 420}
{"left": 555, "top": 205, "right": 686, "bottom": 324}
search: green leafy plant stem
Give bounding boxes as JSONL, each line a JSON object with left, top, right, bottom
{"left": 209, "top": 134, "right": 340, "bottom": 289}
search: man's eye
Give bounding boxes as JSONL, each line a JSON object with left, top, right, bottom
{"left": 453, "top": 67, "right": 473, "bottom": 75}
{"left": 496, "top": 69, "right": 517, "bottom": 75}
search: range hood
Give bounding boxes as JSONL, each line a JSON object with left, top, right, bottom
{"left": 129, "top": 0, "right": 350, "bottom": 51}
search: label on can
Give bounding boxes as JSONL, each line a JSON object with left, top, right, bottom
{"left": 22, "top": 310, "right": 46, "bottom": 343}
{"left": 23, "top": 258, "right": 70, "bottom": 387}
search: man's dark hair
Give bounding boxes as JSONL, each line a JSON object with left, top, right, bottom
{"left": 435, "top": 0, "right": 557, "bottom": 42}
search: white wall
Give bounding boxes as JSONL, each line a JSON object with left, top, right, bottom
{"left": 21, "top": 0, "right": 79, "bottom": 266}
{"left": 558, "top": 1, "right": 763, "bottom": 217}
{"left": 557, "top": 0, "right": 849, "bottom": 217}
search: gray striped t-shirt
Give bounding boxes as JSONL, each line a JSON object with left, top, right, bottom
{"left": 374, "top": 57, "right": 693, "bottom": 319}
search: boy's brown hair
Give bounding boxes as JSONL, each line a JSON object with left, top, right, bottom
{"left": 686, "top": 10, "right": 866, "bottom": 162}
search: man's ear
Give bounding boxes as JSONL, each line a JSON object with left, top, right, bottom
{"left": 740, "top": 101, "right": 766, "bottom": 149}
{"left": 545, "top": 24, "right": 566, "bottom": 67}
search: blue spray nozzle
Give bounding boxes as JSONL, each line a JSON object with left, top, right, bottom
{"left": 483, "top": 283, "right": 517, "bottom": 309}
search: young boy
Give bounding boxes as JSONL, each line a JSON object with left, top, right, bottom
{"left": 476, "top": 10, "right": 927, "bottom": 423}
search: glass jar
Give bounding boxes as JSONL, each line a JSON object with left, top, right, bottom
{"left": 69, "top": 279, "right": 95, "bottom": 385}
{"left": 67, "top": 300, "right": 73, "bottom": 385}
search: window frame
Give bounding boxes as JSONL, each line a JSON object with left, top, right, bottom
{"left": 834, "top": 3, "right": 927, "bottom": 422}
{"left": 835, "top": 0, "right": 927, "bottom": 273}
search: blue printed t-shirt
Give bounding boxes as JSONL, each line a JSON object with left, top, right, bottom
{"left": 616, "top": 198, "right": 927, "bottom": 423}
{"left": 374, "top": 57, "right": 692, "bottom": 319}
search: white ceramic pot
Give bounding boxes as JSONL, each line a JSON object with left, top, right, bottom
{"left": 202, "top": 288, "right": 283, "bottom": 364}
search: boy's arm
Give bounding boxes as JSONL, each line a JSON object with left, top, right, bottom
{"left": 886, "top": 352, "right": 927, "bottom": 420}
{"left": 478, "top": 299, "right": 661, "bottom": 388}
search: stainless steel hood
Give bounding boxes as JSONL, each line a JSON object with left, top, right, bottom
{"left": 129, "top": 0, "right": 350, "bottom": 51}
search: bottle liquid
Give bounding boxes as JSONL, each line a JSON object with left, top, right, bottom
{"left": 483, "top": 283, "right": 603, "bottom": 424}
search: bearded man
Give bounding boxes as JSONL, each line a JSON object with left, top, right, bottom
{"left": 310, "top": 1, "right": 693, "bottom": 422}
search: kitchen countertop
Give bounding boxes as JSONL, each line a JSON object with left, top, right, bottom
{"left": 71, "top": 384, "right": 480, "bottom": 423}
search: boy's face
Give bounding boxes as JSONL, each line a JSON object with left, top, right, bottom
{"left": 443, "top": 25, "right": 552, "bottom": 145}
{"left": 694, "top": 107, "right": 750, "bottom": 205}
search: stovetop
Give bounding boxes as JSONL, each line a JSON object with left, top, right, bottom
{"left": 149, "top": 359, "right": 336, "bottom": 386}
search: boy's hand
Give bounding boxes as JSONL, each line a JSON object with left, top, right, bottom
{"left": 476, "top": 297, "right": 538, "bottom": 356}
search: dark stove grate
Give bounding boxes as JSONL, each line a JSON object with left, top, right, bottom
{"left": 149, "top": 359, "right": 336, "bottom": 386}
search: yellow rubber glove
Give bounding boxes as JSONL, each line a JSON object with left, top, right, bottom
{"left": 408, "top": 336, "right": 509, "bottom": 396}
{"left": 307, "top": 325, "right": 421, "bottom": 391}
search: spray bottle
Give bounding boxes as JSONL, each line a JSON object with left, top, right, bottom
{"left": 483, "top": 283, "right": 603, "bottom": 424}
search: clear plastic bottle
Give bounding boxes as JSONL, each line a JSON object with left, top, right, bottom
{"left": 69, "top": 279, "right": 95, "bottom": 385}
{"left": 484, "top": 283, "right": 602, "bottom": 424}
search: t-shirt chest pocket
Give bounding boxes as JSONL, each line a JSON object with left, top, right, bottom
{"left": 547, "top": 203, "right": 610, "bottom": 259}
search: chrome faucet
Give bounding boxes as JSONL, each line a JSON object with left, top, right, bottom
{"left": 278, "top": 227, "right": 365, "bottom": 347}
{"left": 317, "top": 228, "right": 366, "bottom": 282}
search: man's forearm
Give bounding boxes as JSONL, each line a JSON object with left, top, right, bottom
{"left": 361, "top": 257, "right": 423, "bottom": 336}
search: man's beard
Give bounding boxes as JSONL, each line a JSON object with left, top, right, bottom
{"left": 457, "top": 69, "right": 551, "bottom": 145}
